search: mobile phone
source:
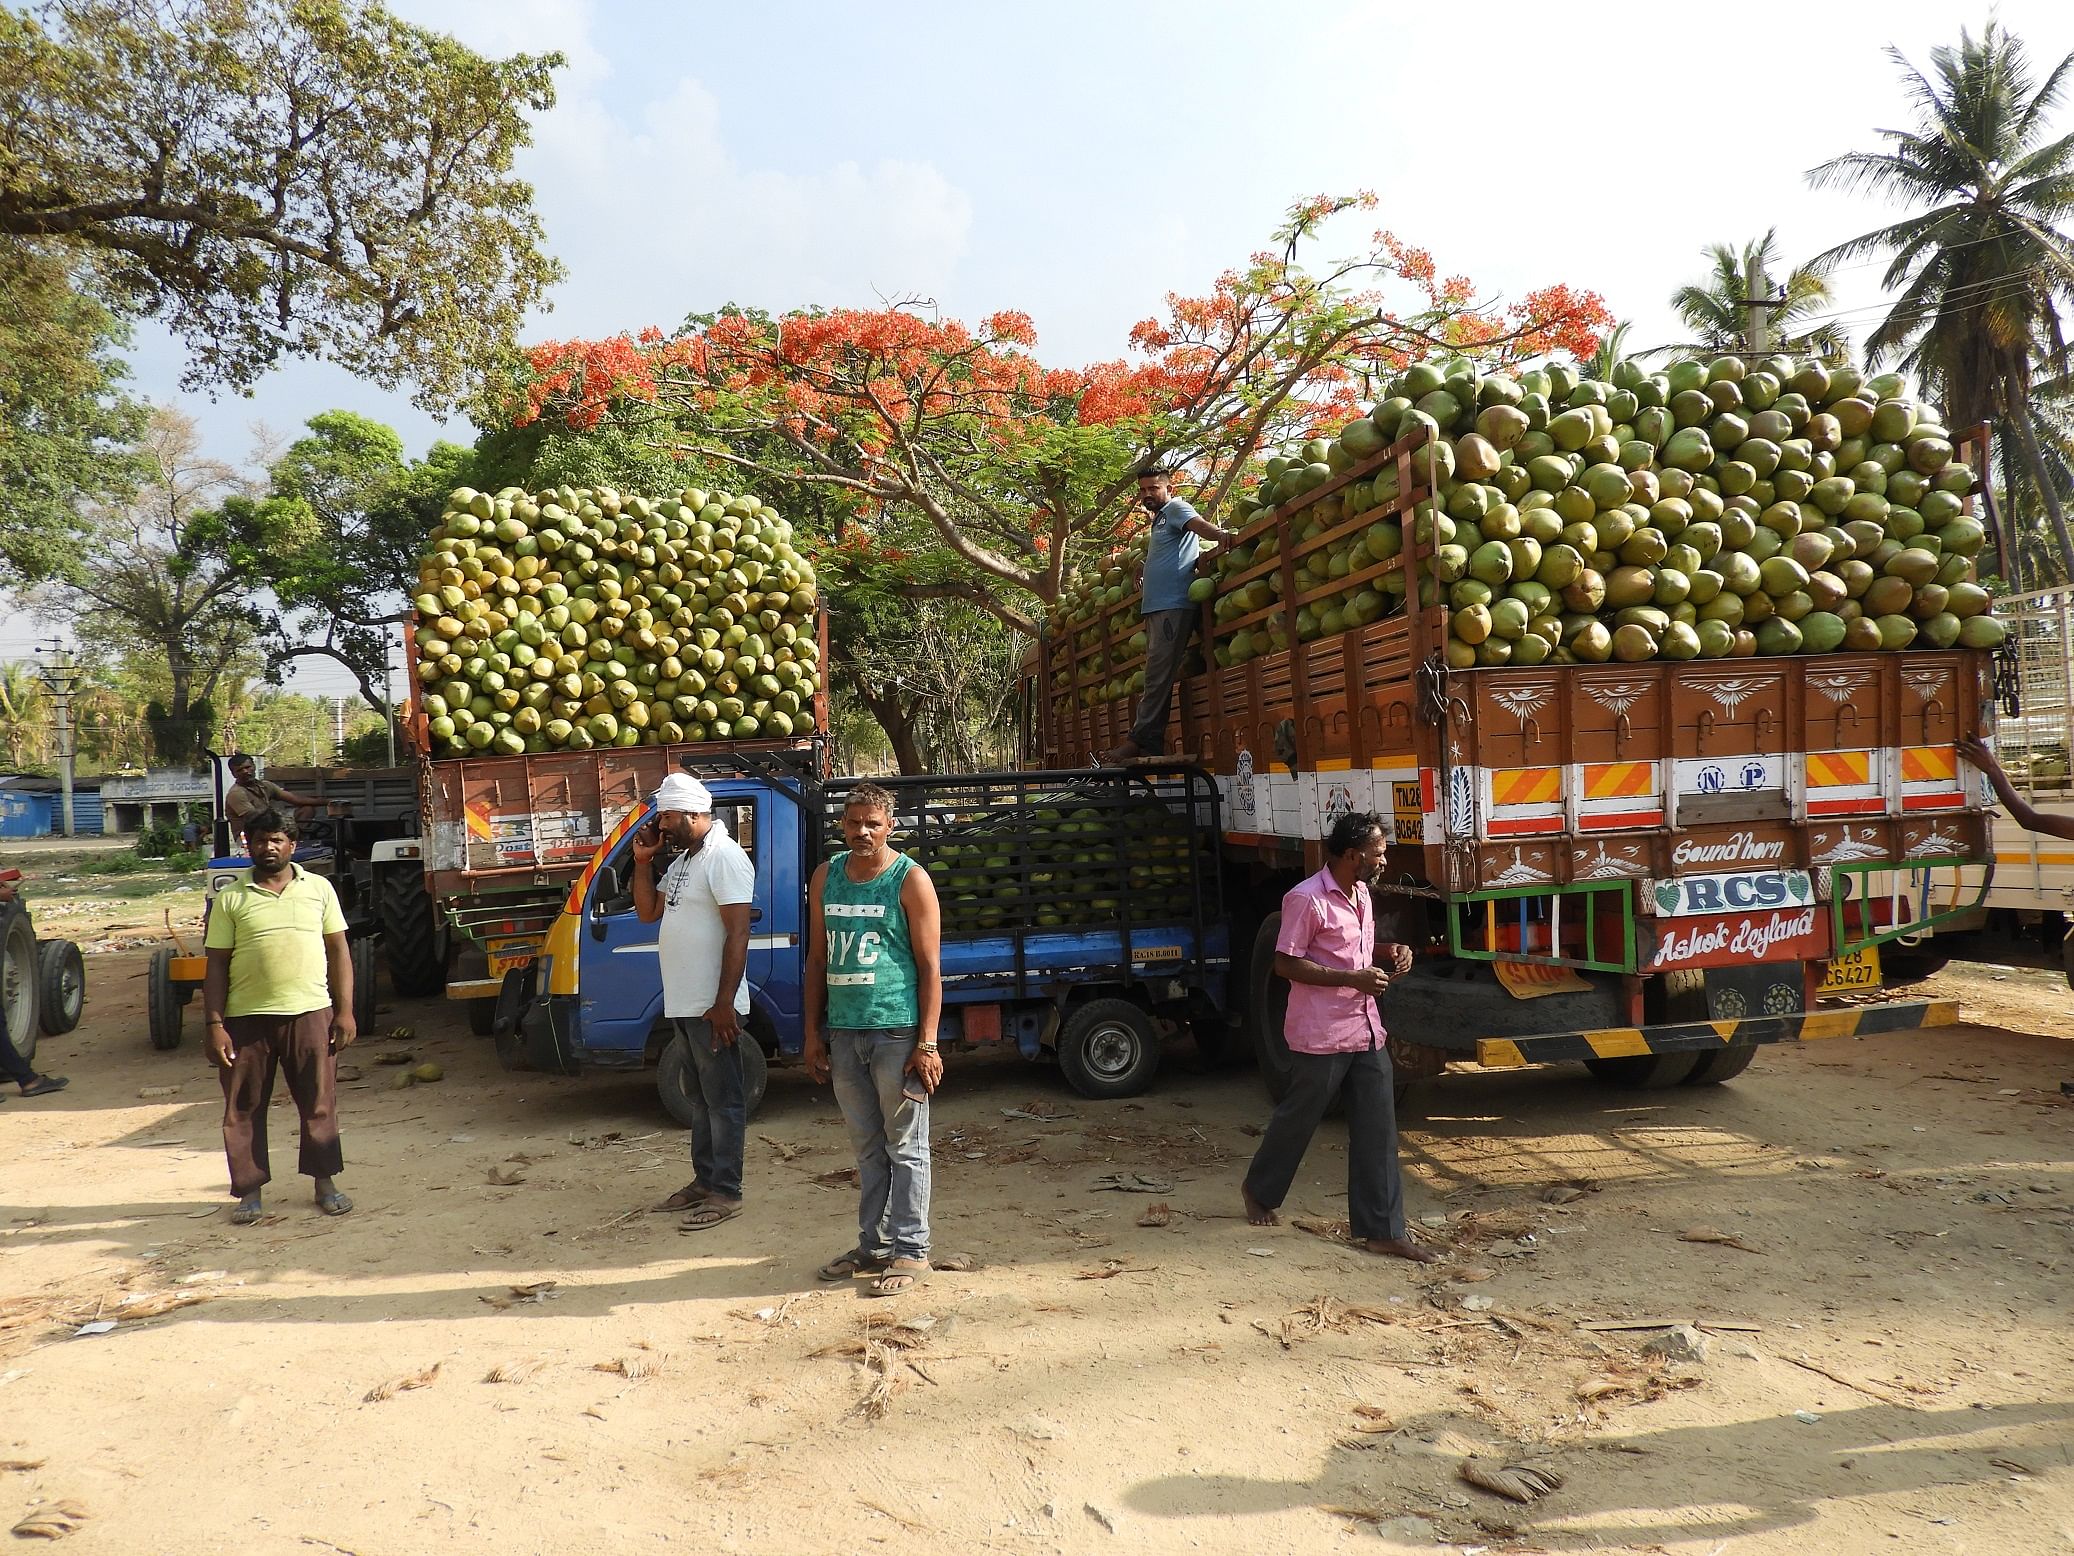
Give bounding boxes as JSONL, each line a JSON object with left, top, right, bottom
{"left": 0, "top": 869, "right": 20, "bottom": 883}
{"left": 902, "top": 1074, "right": 930, "bottom": 1104}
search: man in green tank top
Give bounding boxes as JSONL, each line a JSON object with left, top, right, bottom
{"left": 805, "top": 782, "right": 943, "bottom": 1297}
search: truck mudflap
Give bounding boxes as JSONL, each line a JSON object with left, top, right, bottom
{"left": 1474, "top": 998, "right": 1960, "bottom": 1069}
{"left": 505, "top": 991, "right": 582, "bottom": 1076}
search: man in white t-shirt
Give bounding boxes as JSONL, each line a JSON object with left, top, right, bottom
{"left": 632, "top": 772, "right": 756, "bottom": 1231}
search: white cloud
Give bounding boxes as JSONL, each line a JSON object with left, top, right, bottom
{"left": 396, "top": 0, "right": 972, "bottom": 338}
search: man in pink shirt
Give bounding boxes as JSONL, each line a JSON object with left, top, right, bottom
{"left": 1241, "top": 811, "right": 1438, "bottom": 1262}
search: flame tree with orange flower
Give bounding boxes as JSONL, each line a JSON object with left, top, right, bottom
{"left": 513, "top": 195, "right": 1609, "bottom": 639}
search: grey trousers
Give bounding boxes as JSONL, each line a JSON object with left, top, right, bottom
{"left": 1242, "top": 1046, "right": 1407, "bottom": 1241}
{"left": 1127, "top": 607, "right": 1195, "bottom": 754}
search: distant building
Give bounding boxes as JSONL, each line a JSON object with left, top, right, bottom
{"left": 0, "top": 774, "right": 107, "bottom": 838}
{"left": 96, "top": 768, "right": 215, "bottom": 836}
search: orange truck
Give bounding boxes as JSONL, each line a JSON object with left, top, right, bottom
{"left": 1024, "top": 426, "right": 1990, "bottom": 1097}
{"left": 366, "top": 609, "right": 831, "bottom": 1030}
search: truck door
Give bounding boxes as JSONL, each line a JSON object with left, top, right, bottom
{"left": 575, "top": 815, "right": 666, "bottom": 1063}
{"left": 575, "top": 790, "right": 787, "bottom": 1057}
{"left": 736, "top": 788, "right": 804, "bottom": 1051}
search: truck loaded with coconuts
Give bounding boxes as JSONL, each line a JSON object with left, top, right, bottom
{"left": 1028, "top": 353, "right": 2004, "bottom": 1099}
{"left": 381, "top": 481, "right": 834, "bottom": 1024}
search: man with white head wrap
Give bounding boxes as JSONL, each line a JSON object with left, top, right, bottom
{"left": 633, "top": 772, "right": 757, "bottom": 1229}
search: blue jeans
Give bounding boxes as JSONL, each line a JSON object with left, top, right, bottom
{"left": 828, "top": 1027, "right": 931, "bottom": 1262}
{"left": 672, "top": 1018, "right": 746, "bottom": 1201}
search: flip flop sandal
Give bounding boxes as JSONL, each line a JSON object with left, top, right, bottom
{"left": 230, "top": 1199, "right": 265, "bottom": 1226}
{"left": 679, "top": 1203, "right": 742, "bottom": 1232}
{"left": 18, "top": 1076, "right": 68, "bottom": 1097}
{"left": 656, "top": 1182, "right": 709, "bottom": 1213}
{"left": 863, "top": 1259, "right": 930, "bottom": 1298}
{"left": 817, "top": 1250, "right": 889, "bottom": 1282}
{"left": 317, "top": 1192, "right": 354, "bottom": 1216}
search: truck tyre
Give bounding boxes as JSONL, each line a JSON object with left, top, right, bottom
{"left": 147, "top": 945, "right": 183, "bottom": 1051}
{"left": 1683, "top": 1044, "right": 1761, "bottom": 1085}
{"left": 3, "top": 907, "right": 41, "bottom": 1063}
{"left": 378, "top": 869, "right": 448, "bottom": 997}
{"left": 1248, "top": 914, "right": 1296, "bottom": 1102}
{"left": 468, "top": 998, "right": 497, "bottom": 1036}
{"left": 658, "top": 1028, "right": 769, "bottom": 1127}
{"left": 350, "top": 936, "right": 378, "bottom": 1036}
{"left": 1058, "top": 998, "right": 1161, "bottom": 1100}
{"left": 36, "top": 940, "right": 85, "bottom": 1036}
{"left": 1882, "top": 948, "right": 1952, "bottom": 984}
{"left": 1585, "top": 1052, "right": 1700, "bottom": 1087}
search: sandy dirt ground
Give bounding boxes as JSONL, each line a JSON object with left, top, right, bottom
{"left": 3, "top": 863, "right": 2071, "bottom": 1554}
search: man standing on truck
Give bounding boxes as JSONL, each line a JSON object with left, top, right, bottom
{"left": 1241, "top": 811, "right": 1439, "bottom": 1263}
{"left": 1105, "top": 465, "right": 1236, "bottom": 765}
{"left": 223, "top": 754, "right": 325, "bottom": 829}
{"left": 202, "top": 808, "right": 355, "bottom": 1224}
{"left": 803, "top": 783, "right": 944, "bottom": 1298}
{"left": 635, "top": 772, "right": 756, "bottom": 1232}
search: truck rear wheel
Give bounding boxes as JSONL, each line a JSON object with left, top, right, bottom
{"left": 147, "top": 945, "right": 183, "bottom": 1051}
{"left": 1248, "top": 914, "right": 1297, "bottom": 1102}
{"left": 378, "top": 869, "right": 448, "bottom": 997}
{"left": 1588, "top": 970, "right": 1704, "bottom": 1088}
{"left": 468, "top": 998, "right": 497, "bottom": 1036}
{"left": 350, "top": 937, "right": 377, "bottom": 1036}
{"left": 37, "top": 940, "right": 85, "bottom": 1035}
{"left": 1682, "top": 1044, "right": 1760, "bottom": 1085}
{"left": 1058, "top": 999, "right": 1160, "bottom": 1099}
{"left": 3, "top": 908, "right": 41, "bottom": 1063}
{"left": 659, "top": 1028, "right": 769, "bottom": 1126}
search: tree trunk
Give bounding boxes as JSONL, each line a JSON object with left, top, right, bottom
{"left": 2005, "top": 402, "right": 2074, "bottom": 586}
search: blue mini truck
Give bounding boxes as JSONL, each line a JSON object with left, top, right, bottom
{"left": 500, "top": 759, "right": 1232, "bottom": 1122}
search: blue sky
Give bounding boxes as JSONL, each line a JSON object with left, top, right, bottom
{"left": 59, "top": 0, "right": 2074, "bottom": 698}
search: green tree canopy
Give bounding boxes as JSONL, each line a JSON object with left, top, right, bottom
{"left": 0, "top": 0, "right": 563, "bottom": 409}
{"left": 1808, "top": 22, "right": 2074, "bottom": 581}
{"left": 1661, "top": 231, "right": 1846, "bottom": 361}
{"left": 0, "top": 247, "right": 146, "bottom": 581}
{"left": 224, "top": 410, "right": 469, "bottom": 710}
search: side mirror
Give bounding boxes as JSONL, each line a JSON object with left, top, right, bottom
{"left": 592, "top": 865, "right": 623, "bottom": 913}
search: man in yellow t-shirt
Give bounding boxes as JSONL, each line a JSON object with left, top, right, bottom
{"left": 202, "top": 808, "right": 356, "bottom": 1224}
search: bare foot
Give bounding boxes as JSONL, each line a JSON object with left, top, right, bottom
{"left": 1242, "top": 1186, "right": 1279, "bottom": 1227}
{"left": 1359, "top": 1236, "right": 1441, "bottom": 1263}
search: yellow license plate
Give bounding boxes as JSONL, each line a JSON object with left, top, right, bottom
{"left": 488, "top": 952, "right": 534, "bottom": 978}
{"left": 1819, "top": 945, "right": 1882, "bottom": 994}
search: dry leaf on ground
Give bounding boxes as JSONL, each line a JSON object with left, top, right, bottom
{"left": 759, "top": 1134, "right": 808, "bottom": 1162}
{"left": 11, "top": 1500, "right": 89, "bottom": 1539}
{"left": 1136, "top": 1202, "right": 1173, "bottom": 1228}
{"left": 363, "top": 1362, "right": 441, "bottom": 1403}
{"left": 1458, "top": 1458, "right": 1565, "bottom": 1503}
{"left": 0, "top": 1457, "right": 49, "bottom": 1471}
{"left": 486, "top": 1165, "right": 526, "bottom": 1186}
{"left": 593, "top": 1354, "right": 666, "bottom": 1379}
{"left": 482, "top": 1358, "right": 547, "bottom": 1384}
{"left": 1679, "top": 1225, "right": 1762, "bottom": 1253}
{"left": 1348, "top": 1404, "right": 1397, "bottom": 1434}
{"left": 812, "top": 1167, "right": 860, "bottom": 1189}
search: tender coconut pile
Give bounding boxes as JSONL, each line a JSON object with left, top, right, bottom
{"left": 412, "top": 484, "right": 820, "bottom": 756}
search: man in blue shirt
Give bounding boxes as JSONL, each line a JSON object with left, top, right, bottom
{"left": 1107, "top": 465, "right": 1235, "bottom": 763}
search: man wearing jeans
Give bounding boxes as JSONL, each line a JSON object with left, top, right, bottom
{"left": 1105, "top": 465, "right": 1235, "bottom": 764}
{"left": 804, "top": 783, "right": 943, "bottom": 1297}
{"left": 634, "top": 772, "right": 755, "bottom": 1232}
{"left": 1241, "top": 811, "right": 1439, "bottom": 1264}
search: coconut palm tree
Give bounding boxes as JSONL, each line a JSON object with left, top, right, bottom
{"left": 1806, "top": 22, "right": 2074, "bottom": 582}
{"left": 1586, "top": 321, "right": 1633, "bottom": 382}
{"left": 0, "top": 662, "right": 48, "bottom": 769}
{"left": 1659, "top": 231, "right": 1848, "bottom": 361}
